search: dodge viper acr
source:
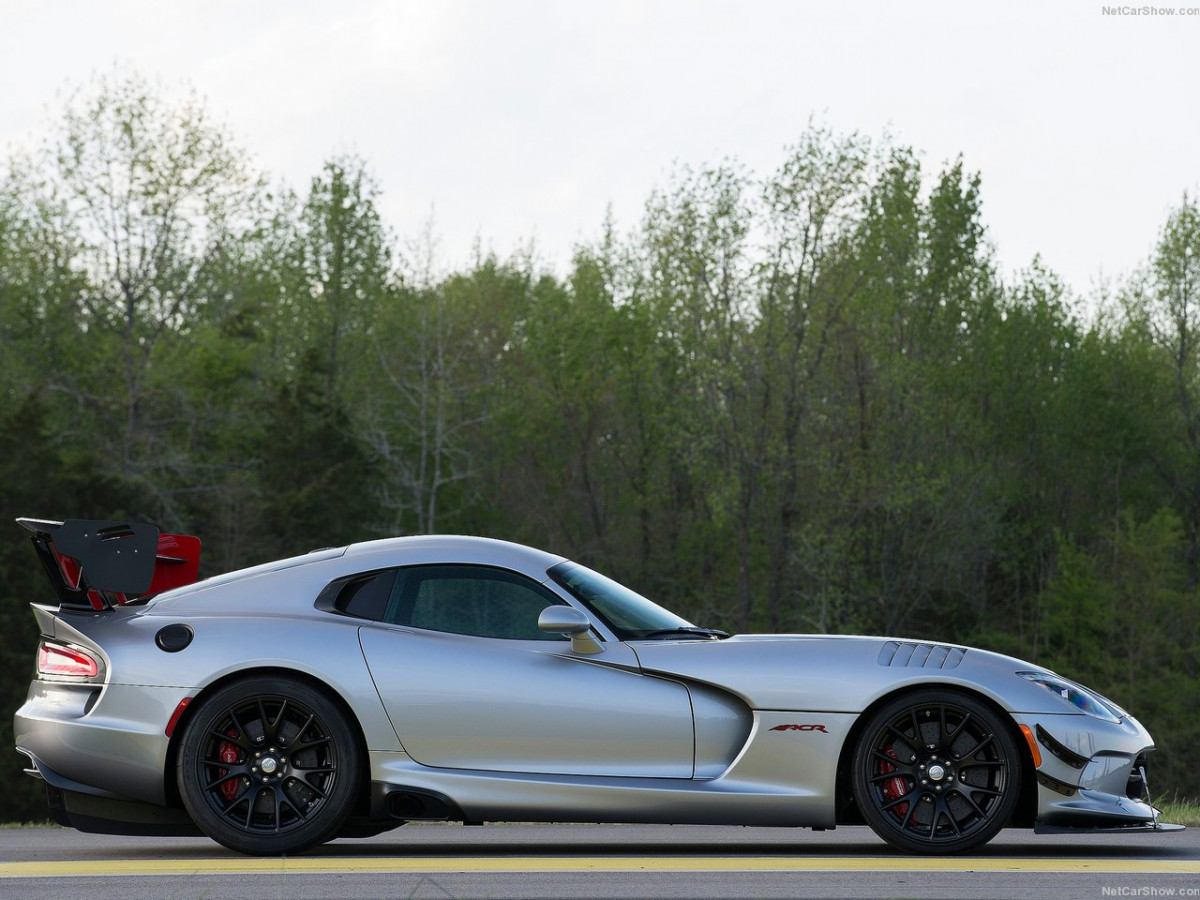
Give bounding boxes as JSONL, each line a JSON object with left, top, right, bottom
{"left": 11, "top": 518, "right": 1183, "bottom": 855}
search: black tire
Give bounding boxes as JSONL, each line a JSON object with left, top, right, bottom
{"left": 851, "top": 689, "right": 1022, "bottom": 854}
{"left": 177, "top": 676, "right": 362, "bottom": 855}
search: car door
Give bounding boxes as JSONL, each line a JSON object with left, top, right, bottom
{"left": 355, "top": 564, "right": 697, "bottom": 777}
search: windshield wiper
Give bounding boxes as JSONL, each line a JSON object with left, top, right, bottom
{"left": 637, "top": 626, "right": 729, "bottom": 640}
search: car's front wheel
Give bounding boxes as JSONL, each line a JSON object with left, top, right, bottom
{"left": 851, "top": 689, "right": 1022, "bottom": 854}
{"left": 177, "top": 675, "right": 362, "bottom": 855}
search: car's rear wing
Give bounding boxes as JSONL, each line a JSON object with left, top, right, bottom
{"left": 17, "top": 517, "right": 201, "bottom": 610}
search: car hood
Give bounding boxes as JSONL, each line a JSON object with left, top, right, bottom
{"left": 629, "top": 634, "right": 1063, "bottom": 715}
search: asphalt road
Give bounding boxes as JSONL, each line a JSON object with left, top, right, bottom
{"left": 0, "top": 822, "right": 1196, "bottom": 900}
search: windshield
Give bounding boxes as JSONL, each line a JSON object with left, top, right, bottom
{"left": 547, "top": 561, "right": 699, "bottom": 639}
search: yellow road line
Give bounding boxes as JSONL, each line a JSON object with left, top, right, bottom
{"left": 1, "top": 857, "right": 1197, "bottom": 877}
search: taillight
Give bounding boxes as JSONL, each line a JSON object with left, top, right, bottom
{"left": 37, "top": 641, "right": 100, "bottom": 678}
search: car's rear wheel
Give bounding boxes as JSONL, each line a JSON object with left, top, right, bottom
{"left": 851, "top": 689, "right": 1022, "bottom": 854}
{"left": 177, "top": 676, "right": 361, "bottom": 855}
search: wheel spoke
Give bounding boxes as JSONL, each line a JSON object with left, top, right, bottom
{"left": 885, "top": 723, "right": 918, "bottom": 757}
{"left": 229, "top": 707, "right": 253, "bottom": 744}
{"left": 200, "top": 750, "right": 246, "bottom": 768}
{"left": 946, "top": 709, "right": 971, "bottom": 745}
{"left": 218, "top": 792, "right": 246, "bottom": 817}
{"left": 242, "top": 786, "right": 261, "bottom": 828}
{"left": 290, "top": 712, "right": 316, "bottom": 745}
{"left": 269, "top": 700, "right": 291, "bottom": 740}
{"left": 289, "top": 765, "right": 335, "bottom": 797}
{"left": 950, "top": 785, "right": 990, "bottom": 819}
{"left": 208, "top": 726, "right": 250, "bottom": 751}
{"left": 870, "top": 747, "right": 914, "bottom": 769}
{"left": 954, "top": 731, "right": 995, "bottom": 761}
{"left": 256, "top": 698, "right": 279, "bottom": 742}
{"left": 909, "top": 709, "right": 923, "bottom": 746}
{"left": 933, "top": 797, "right": 963, "bottom": 837}
{"left": 202, "top": 766, "right": 246, "bottom": 793}
{"left": 880, "top": 785, "right": 920, "bottom": 814}
{"left": 277, "top": 786, "right": 306, "bottom": 824}
{"left": 268, "top": 786, "right": 287, "bottom": 832}
{"left": 255, "top": 699, "right": 269, "bottom": 727}
{"left": 960, "top": 784, "right": 1003, "bottom": 798}
{"left": 291, "top": 733, "right": 333, "bottom": 755}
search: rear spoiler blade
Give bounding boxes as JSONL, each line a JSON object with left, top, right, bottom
{"left": 17, "top": 518, "right": 202, "bottom": 610}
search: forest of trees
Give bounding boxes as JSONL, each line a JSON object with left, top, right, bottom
{"left": 1, "top": 70, "right": 1198, "bottom": 821}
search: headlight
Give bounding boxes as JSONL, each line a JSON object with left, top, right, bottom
{"left": 1018, "top": 672, "right": 1124, "bottom": 723}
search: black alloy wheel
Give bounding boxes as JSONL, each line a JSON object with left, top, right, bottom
{"left": 851, "top": 689, "right": 1022, "bottom": 854}
{"left": 177, "top": 676, "right": 362, "bottom": 855}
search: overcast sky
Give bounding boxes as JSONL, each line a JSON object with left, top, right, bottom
{"left": 1, "top": 0, "right": 1196, "bottom": 296}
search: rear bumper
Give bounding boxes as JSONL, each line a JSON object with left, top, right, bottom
{"left": 14, "top": 680, "right": 189, "bottom": 806}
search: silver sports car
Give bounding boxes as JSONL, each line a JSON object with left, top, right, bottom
{"left": 12, "top": 517, "right": 1182, "bottom": 855}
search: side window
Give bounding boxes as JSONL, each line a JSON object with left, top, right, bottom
{"left": 325, "top": 570, "right": 398, "bottom": 621}
{"left": 391, "top": 565, "right": 567, "bottom": 641}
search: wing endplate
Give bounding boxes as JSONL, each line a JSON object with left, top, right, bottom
{"left": 17, "top": 517, "right": 201, "bottom": 609}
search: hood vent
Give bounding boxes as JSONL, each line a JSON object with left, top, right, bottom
{"left": 878, "top": 640, "right": 966, "bottom": 670}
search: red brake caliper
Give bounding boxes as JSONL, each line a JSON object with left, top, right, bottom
{"left": 878, "top": 743, "right": 910, "bottom": 820}
{"left": 218, "top": 730, "right": 240, "bottom": 802}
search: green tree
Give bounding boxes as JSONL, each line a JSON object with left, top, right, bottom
{"left": 1126, "top": 194, "right": 1200, "bottom": 579}
{"left": 1038, "top": 510, "right": 1200, "bottom": 797}
{"left": 254, "top": 352, "right": 384, "bottom": 556}
{"left": 0, "top": 393, "right": 146, "bottom": 821}
{"left": 288, "top": 157, "right": 393, "bottom": 407}
{"left": 15, "top": 66, "right": 262, "bottom": 524}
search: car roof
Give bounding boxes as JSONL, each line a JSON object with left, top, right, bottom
{"left": 341, "top": 534, "right": 568, "bottom": 575}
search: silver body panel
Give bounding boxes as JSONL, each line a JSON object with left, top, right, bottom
{"left": 13, "top": 534, "right": 1165, "bottom": 836}
{"left": 360, "top": 630, "right": 698, "bottom": 777}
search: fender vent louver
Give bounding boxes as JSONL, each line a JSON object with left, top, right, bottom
{"left": 878, "top": 641, "right": 966, "bottom": 669}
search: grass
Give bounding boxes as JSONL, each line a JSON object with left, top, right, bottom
{"left": 1155, "top": 797, "right": 1200, "bottom": 827}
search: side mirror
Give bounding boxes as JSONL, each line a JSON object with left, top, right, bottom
{"left": 538, "top": 606, "right": 603, "bottom": 655}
